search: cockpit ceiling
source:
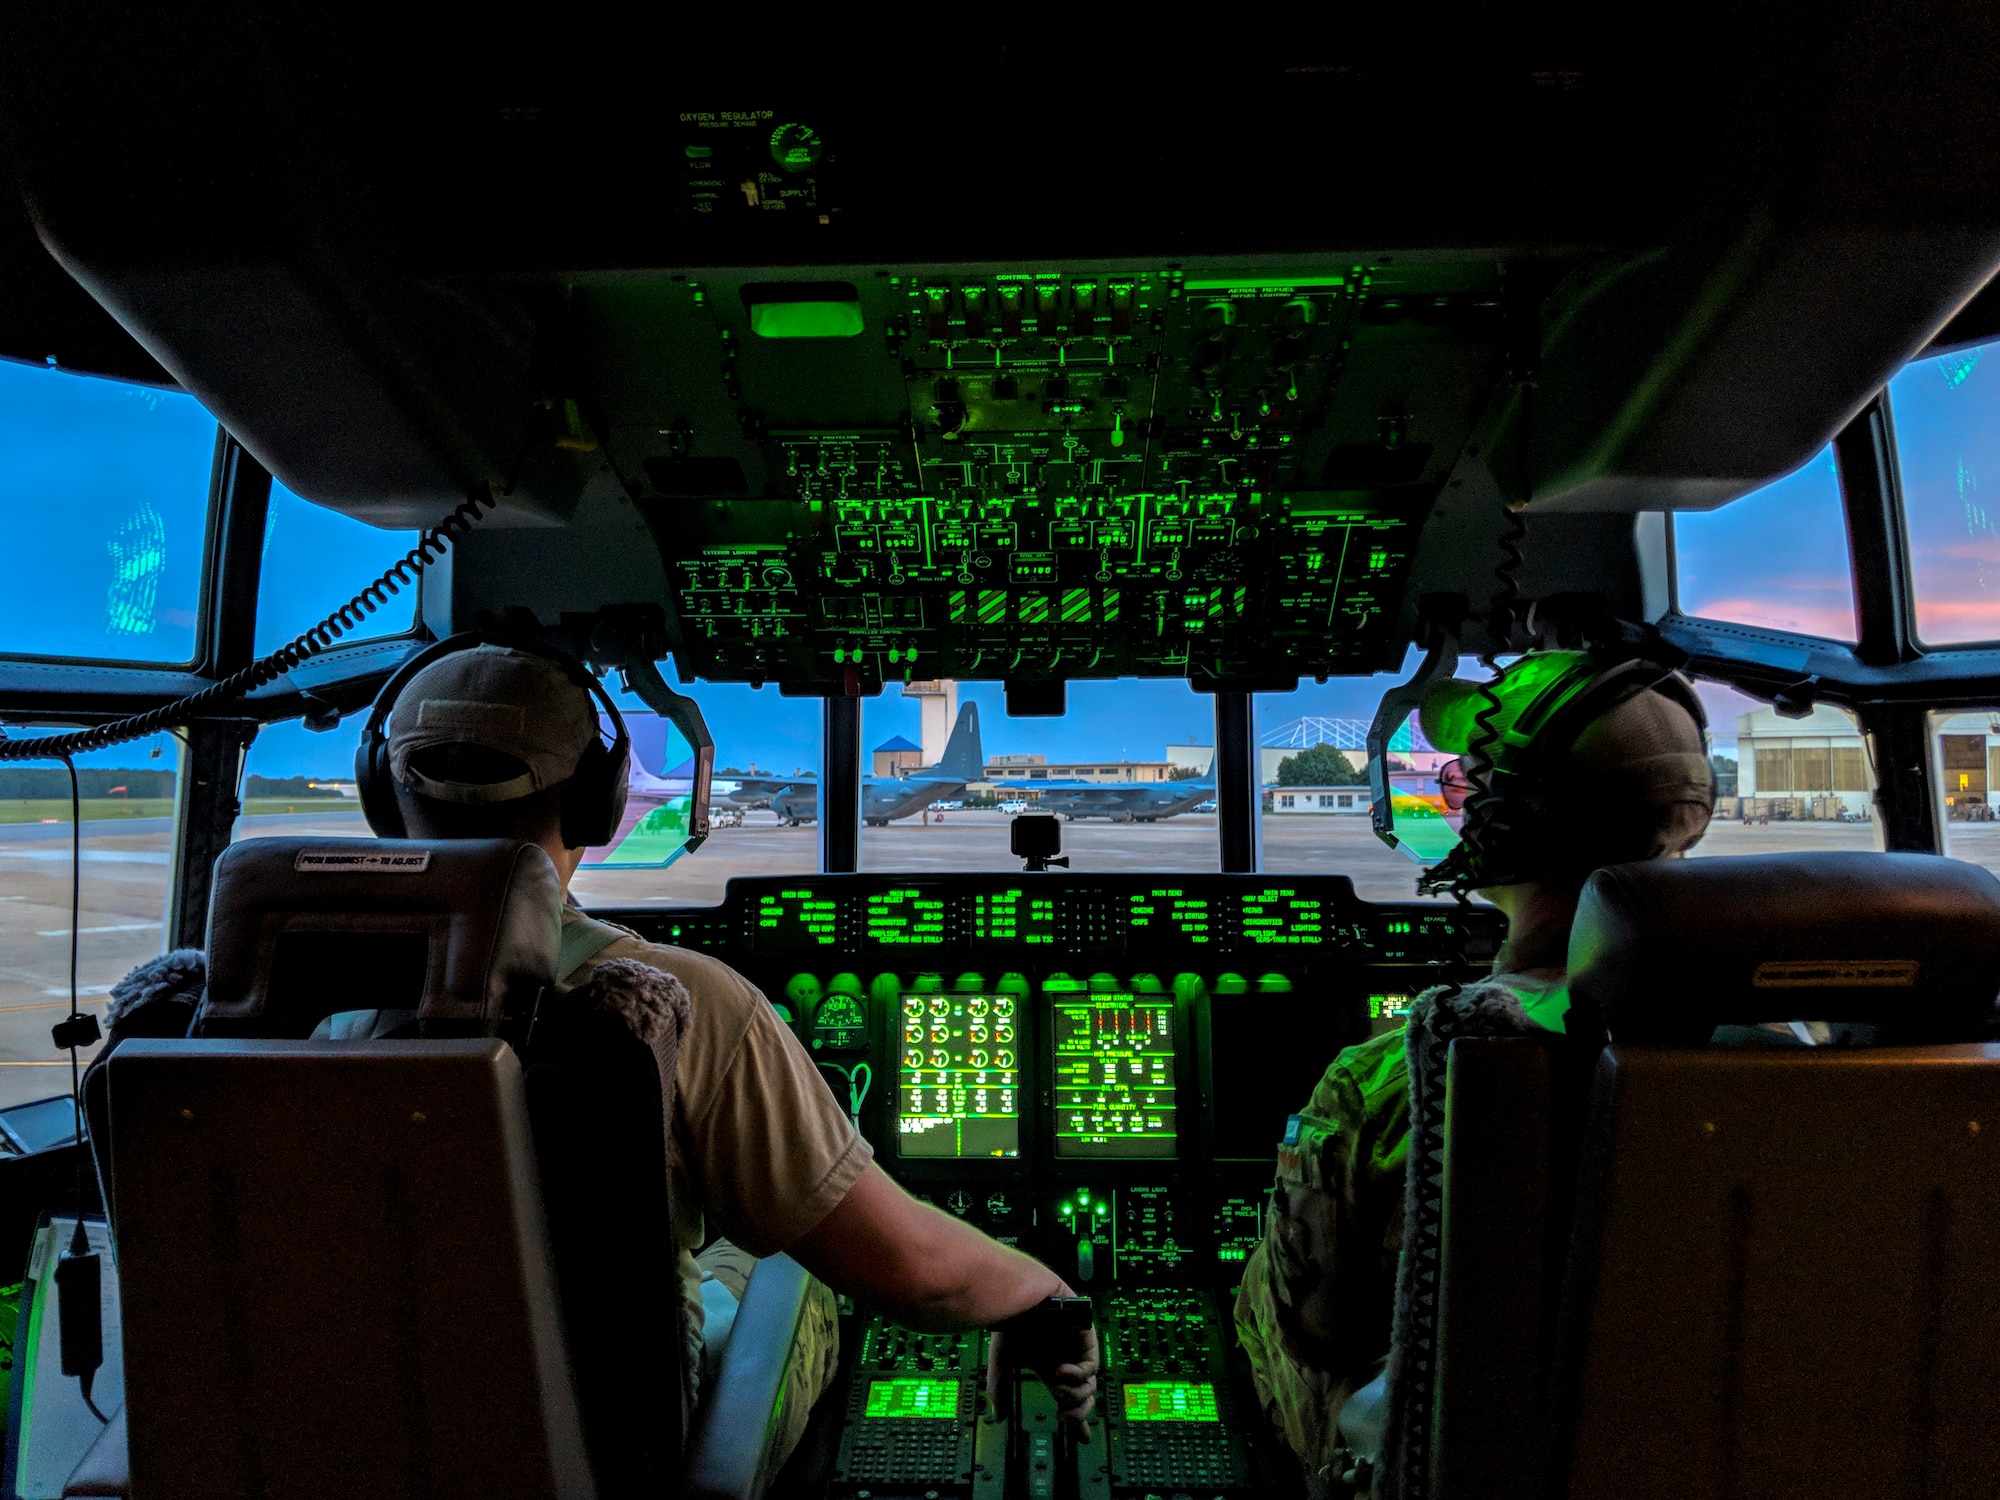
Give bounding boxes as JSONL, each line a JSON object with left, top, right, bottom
{"left": 6, "top": 14, "right": 2000, "bottom": 687}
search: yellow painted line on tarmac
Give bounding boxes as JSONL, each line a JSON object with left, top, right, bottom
{"left": 0, "top": 999, "right": 109, "bottom": 1014}
{"left": 0, "top": 1061, "right": 81, "bottom": 1066}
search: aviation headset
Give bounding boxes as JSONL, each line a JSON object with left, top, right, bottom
{"left": 1420, "top": 650, "right": 1712, "bottom": 892}
{"left": 355, "top": 633, "right": 631, "bottom": 849}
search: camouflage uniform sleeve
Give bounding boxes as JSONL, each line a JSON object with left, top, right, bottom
{"left": 1233, "top": 1032, "right": 1411, "bottom": 1482}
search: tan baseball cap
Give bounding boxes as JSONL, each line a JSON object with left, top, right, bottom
{"left": 387, "top": 645, "right": 598, "bottom": 804}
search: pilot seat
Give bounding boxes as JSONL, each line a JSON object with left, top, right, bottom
{"left": 72, "top": 835, "right": 808, "bottom": 1500}
{"left": 1365, "top": 851, "right": 2000, "bottom": 1500}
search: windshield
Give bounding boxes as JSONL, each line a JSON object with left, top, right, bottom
{"left": 860, "top": 680, "right": 1216, "bottom": 875}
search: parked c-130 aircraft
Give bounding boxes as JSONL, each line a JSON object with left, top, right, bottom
{"left": 4, "top": 15, "right": 2000, "bottom": 1500}
{"left": 770, "top": 702, "right": 986, "bottom": 827}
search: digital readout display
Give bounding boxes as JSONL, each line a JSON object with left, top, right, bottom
{"left": 866, "top": 887, "right": 950, "bottom": 947}
{"left": 1123, "top": 1380, "right": 1219, "bottom": 1422}
{"left": 972, "top": 888, "right": 1056, "bottom": 946}
{"left": 752, "top": 888, "right": 840, "bottom": 950}
{"left": 864, "top": 1377, "right": 961, "bottom": 1418}
{"left": 1127, "top": 889, "right": 1214, "bottom": 944}
{"left": 1053, "top": 994, "right": 1177, "bottom": 1158}
{"left": 898, "top": 993, "right": 1020, "bottom": 1158}
{"left": 1238, "top": 887, "right": 1325, "bottom": 945}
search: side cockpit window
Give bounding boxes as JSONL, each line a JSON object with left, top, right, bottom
{"left": 0, "top": 360, "right": 216, "bottom": 664}
{"left": 1671, "top": 441, "right": 1857, "bottom": 643}
{"left": 1888, "top": 338, "right": 2000, "bottom": 646}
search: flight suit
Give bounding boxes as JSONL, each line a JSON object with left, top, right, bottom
{"left": 1235, "top": 972, "right": 1564, "bottom": 1493}
{"left": 1234, "top": 1028, "right": 1411, "bottom": 1493}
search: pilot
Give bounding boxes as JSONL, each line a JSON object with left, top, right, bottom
{"left": 365, "top": 645, "right": 1098, "bottom": 1459}
{"left": 111, "top": 643, "right": 1087, "bottom": 1474}
{"left": 1233, "top": 652, "right": 1716, "bottom": 1497}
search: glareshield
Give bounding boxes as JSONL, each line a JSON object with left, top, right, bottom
{"left": 580, "top": 661, "right": 714, "bottom": 869}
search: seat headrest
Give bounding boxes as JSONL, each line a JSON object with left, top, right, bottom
{"left": 199, "top": 838, "right": 562, "bottom": 1039}
{"left": 1569, "top": 853, "right": 2000, "bottom": 1044}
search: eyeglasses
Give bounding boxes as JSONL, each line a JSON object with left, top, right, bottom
{"left": 1438, "top": 758, "right": 1472, "bottom": 812}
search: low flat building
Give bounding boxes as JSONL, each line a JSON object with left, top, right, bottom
{"left": 1268, "top": 785, "right": 1370, "bottom": 815}
{"left": 985, "top": 758, "right": 1178, "bottom": 783}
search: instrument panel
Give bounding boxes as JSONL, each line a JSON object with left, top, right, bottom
{"left": 613, "top": 873, "right": 1499, "bottom": 1498}
{"left": 589, "top": 260, "right": 1505, "bottom": 693}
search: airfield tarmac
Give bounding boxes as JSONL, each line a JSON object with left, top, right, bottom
{"left": 0, "top": 807, "right": 1977, "bottom": 1111}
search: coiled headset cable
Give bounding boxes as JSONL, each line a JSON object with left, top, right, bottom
{"left": 0, "top": 489, "right": 495, "bottom": 762}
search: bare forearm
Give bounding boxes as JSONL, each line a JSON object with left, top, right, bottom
{"left": 879, "top": 1203, "right": 1068, "bottom": 1330}
{"left": 791, "top": 1163, "right": 1069, "bottom": 1329}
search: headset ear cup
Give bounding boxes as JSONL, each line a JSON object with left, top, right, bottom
{"left": 559, "top": 739, "right": 628, "bottom": 850}
{"left": 356, "top": 735, "right": 407, "bottom": 839}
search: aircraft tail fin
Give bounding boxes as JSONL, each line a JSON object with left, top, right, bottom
{"left": 928, "top": 702, "right": 984, "bottom": 782}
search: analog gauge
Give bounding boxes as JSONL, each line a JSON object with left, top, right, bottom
{"left": 904, "top": 1049, "right": 924, "bottom": 1069}
{"left": 994, "top": 1049, "right": 1015, "bottom": 1068}
{"left": 903, "top": 996, "right": 923, "bottom": 1017}
{"left": 930, "top": 1024, "right": 950, "bottom": 1043}
{"left": 931, "top": 1049, "right": 952, "bottom": 1068}
{"left": 904, "top": 1022, "right": 924, "bottom": 1044}
{"left": 969, "top": 1025, "right": 989, "bottom": 1044}
{"left": 929, "top": 996, "right": 951, "bottom": 1017}
{"left": 969, "top": 1050, "right": 989, "bottom": 1069}
{"left": 968, "top": 997, "right": 989, "bottom": 1016}
{"left": 769, "top": 121, "right": 822, "bottom": 173}
{"left": 986, "top": 1193, "right": 1011, "bottom": 1218}
{"left": 995, "top": 1024, "right": 1015, "bottom": 1044}
{"left": 995, "top": 996, "right": 1016, "bottom": 1018}
{"left": 945, "top": 1190, "right": 973, "bottom": 1217}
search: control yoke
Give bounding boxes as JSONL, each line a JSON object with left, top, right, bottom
{"left": 990, "top": 1294, "right": 1097, "bottom": 1492}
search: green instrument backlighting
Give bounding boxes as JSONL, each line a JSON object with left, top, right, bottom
{"left": 1182, "top": 274, "right": 1348, "bottom": 291}
{"left": 812, "top": 992, "right": 867, "bottom": 1050}
{"left": 748, "top": 300, "right": 864, "bottom": 339}
{"left": 1214, "top": 1197, "right": 1262, "bottom": 1265}
{"left": 865, "top": 1376, "right": 960, "bottom": 1419}
{"left": 898, "top": 992, "right": 1019, "bottom": 1159}
{"left": 1128, "top": 888, "right": 1212, "bottom": 944}
{"left": 1239, "top": 887, "right": 1325, "bottom": 946}
{"left": 973, "top": 888, "right": 1056, "bottom": 946}
{"left": 753, "top": 889, "right": 840, "bottom": 950}
{"left": 768, "top": 121, "right": 822, "bottom": 172}
{"left": 1123, "top": 1380, "right": 1219, "bottom": 1422}
{"left": 867, "top": 888, "right": 950, "bottom": 946}
{"left": 1368, "top": 993, "right": 1415, "bottom": 1020}
{"left": 1054, "top": 994, "right": 1177, "bottom": 1159}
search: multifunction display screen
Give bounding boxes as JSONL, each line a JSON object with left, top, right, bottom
{"left": 970, "top": 888, "right": 1056, "bottom": 946}
{"left": 1123, "top": 1381, "right": 1220, "bottom": 1422}
{"left": 864, "top": 1377, "right": 960, "bottom": 1418}
{"left": 896, "top": 993, "right": 1020, "bottom": 1159}
{"left": 1052, "top": 992, "right": 1178, "bottom": 1158}
{"left": 751, "top": 888, "right": 841, "bottom": 950}
{"left": 866, "top": 888, "right": 951, "bottom": 947}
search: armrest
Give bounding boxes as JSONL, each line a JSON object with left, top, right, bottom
{"left": 63, "top": 1407, "right": 128, "bottom": 1497}
{"left": 683, "top": 1252, "right": 811, "bottom": 1500}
